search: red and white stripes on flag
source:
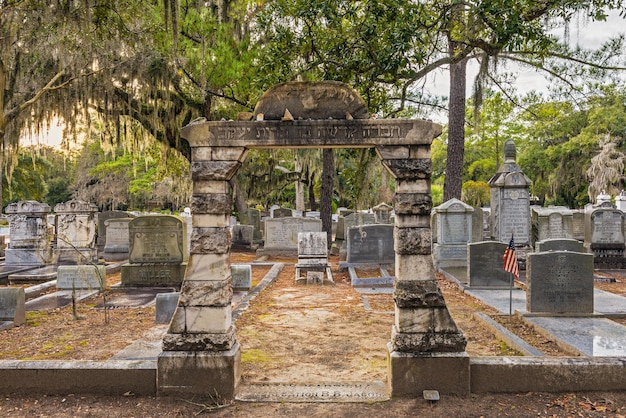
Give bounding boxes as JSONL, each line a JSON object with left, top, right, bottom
{"left": 503, "top": 235, "right": 519, "bottom": 278}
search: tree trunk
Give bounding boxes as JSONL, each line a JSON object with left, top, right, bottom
{"left": 444, "top": 56, "right": 467, "bottom": 202}
{"left": 320, "top": 148, "right": 334, "bottom": 249}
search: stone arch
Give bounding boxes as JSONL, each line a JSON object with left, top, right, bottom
{"left": 157, "top": 82, "right": 468, "bottom": 398}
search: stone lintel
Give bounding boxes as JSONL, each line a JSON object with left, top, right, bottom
{"left": 393, "top": 193, "right": 432, "bottom": 215}
{"left": 395, "top": 254, "right": 436, "bottom": 281}
{"left": 394, "top": 227, "right": 432, "bottom": 255}
{"left": 192, "top": 146, "right": 248, "bottom": 162}
{"left": 191, "top": 161, "right": 241, "bottom": 181}
{"left": 157, "top": 344, "right": 241, "bottom": 398}
{"left": 184, "top": 253, "right": 230, "bottom": 281}
{"left": 180, "top": 119, "right": 442, "bottom": 149}
{"left": 162, "top": 326, "right": 237, "bottom": 351}
{"left": 376, "top": 145, "right": 430, "bottom": 160}
{"left": 191, "top": 193, "right": 232, "bottom": 214}
{"left": 382, "top": 159, "right": 431, "bottom": 180}
{"left": 394, "top": 279, "right": 446, "bottom": 307}
{"left": 391, "top": 325, "right": 467, "bottom": 353}
{"left": 179, "top": 278, "right": 232, "bottom": 307}
{"left": 190, "top": 227, "right": 231, "bottom": 254}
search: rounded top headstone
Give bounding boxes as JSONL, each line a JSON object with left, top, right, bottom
{"left": 253, "top": 81, "right": 369, "bottom": 120}
{"left": 503, "top": 139, "right": 516, "bottom": 163}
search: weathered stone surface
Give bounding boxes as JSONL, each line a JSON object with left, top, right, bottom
{"left": 394, "top": 279, "right": 446, "bottom": 307}
{"left": 192, "top": 146, "right": 248, "bottom": 162}
{"left": 191, "top": 161, "right": 240, "bottom": 181}
{"left": 393, "top": 193, "right": 432, "bottom": 215}
{"left": 191, "top": 193, "right": 232, "bottom": 214}
{"left": 179, "top": 278, "right": 233, "bottom": 307}
{"left": 184, "top": 253, "right": 230, "bottom": 281}
{"left": 395, "top": 254, "right": 436, "bottom": 281}
{"left": 382, "top": 159, "right": 431, "bottom": 180}
{"left": 162, "top": 327, "right": 237, "bottom": 351}
{"left": 253, "top": 81, "right": 370, "bottom": 120}
{"left": 391, "top": 326, "right": 467, "bottom": 353}
{"left": 190, "top": 227, "right": 231, "bottom": 254}
{"left": 394, "top": 227, "right": 431, "bottom": 255}
{"left": 181, "top": 120, "right": 442, "bottom": 149}
{"left": 395, "top": 307, "right": 463, "bottom": 334}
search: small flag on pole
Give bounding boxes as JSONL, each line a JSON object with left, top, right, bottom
{"left": 503, "top": 234, "right": 519, "bottom": 278}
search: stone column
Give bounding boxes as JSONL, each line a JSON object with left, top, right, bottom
{"left": 158, "top": 146, "right": 247, "bottom": 398}
{"left": 377, "top": 145, "right": 469, "bottom": 397}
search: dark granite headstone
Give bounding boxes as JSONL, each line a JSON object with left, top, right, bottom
{"left": 346, "top": 224, "right": 394, "bottom": 265}
{"left": 535, "top": 238, "right": 584, "bottom": 253}
{"left": 527, "top": 250, "right": 594, "bottom": 314}
{"left": 467, "top": 241, "right": 511, "bottom": 287}
{"left": 0, "top": 288, "right": 25, "bottom": 325}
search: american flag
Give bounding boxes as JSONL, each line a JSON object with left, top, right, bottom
{"left": 503, "top": 235, "right": 519, "bottom": 278}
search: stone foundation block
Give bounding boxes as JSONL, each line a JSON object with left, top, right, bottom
{"left": 388, "top": 344, "right": 469, "bottom": 397}
{"left": 394, "top": 227, "right": 431, "bottom": 255}
{"left": 158, "top": 343, "right": 241, "bottom": 398}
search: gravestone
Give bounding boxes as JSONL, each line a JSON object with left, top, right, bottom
{"left": 4, "top": 200, "right": 54, "bottom": 265}
{"left": 346, "top": 224, "right": 394, "bottom": 265}
{"left": 527, "top": 250, "right": 594, "bottom": 314}
{"left": 156, "top": 292, "right": 180, "bottom": 324}
{"left": 587, "top": 208, "right": 625, "bottom": 268}
{"left": 231, "top": 264, "right": 252, "bottom": 291}
{"left": 56, "top": 265, "right": 106, "bottom": 290}
{"left": 471, "top": 207, "right": 484, "bottom": 243}
{"left": 432, "top": 199, "right": 474, "bottom": 268}
{"left": 101, "top": 217, "right": 133, "bottom": 261}
{"left": 572, "top": 210, "right": 585, "bottom": 241}
{"left": 535, "top": 238, "right": 585, "bottom": 253}
{"left": 373, "top": 202, "right": 393, "bottom": 224}
{"left": 179, "top": 208, "right": 193, "bottom": 256}
{"left": 96, "top": 210, "right": 133, "bottom": 252}
{"left": 295, "top": 231, "right": 331, "bottom": 284}
{"left": 0, "top": 288, "right": 26, "bottom": 326}
{"left": 467, "top": 241, "right": 511, "bottom": 287}
{"left": 54, "top": 200, "right": 99, "bottom": 264}
{"left": 616, "top": 190, "right": 626, "bottom": 211}
{"left": 231, "top": 225, "right": 254, "bottom": 250}
{"left": 531, "top": 206, "right": 574, "bottom": 246}
{"left": 273, "top": 207, "right": 293, "bottom": 218}
{"left": 121, "top": 215, "right": 188, "bottom": 287}
{"left": 488, "top": 140, "right": 532, "bottom": 249}
{"left": 240, "top": 208, "right": 263, "bottom": 243}
{"left": 335, "top": 212, "right": 377, "bottom": 259}
{"left": 261, "top": 217, "right": 322, "bottom": 255}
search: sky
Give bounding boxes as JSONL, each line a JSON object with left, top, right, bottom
{"left": 427, "top": 10, "right": 626, "bottom": 100}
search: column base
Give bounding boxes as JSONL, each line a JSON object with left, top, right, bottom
{"left": 157, "top": 343, "right": 241, "bottom": 399}
{"left": 387, "top": 343, "right": 469, "bottom": 397}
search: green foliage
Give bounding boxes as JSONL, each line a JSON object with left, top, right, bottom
{"left": 2, "top": 147, "right": 74, "bottom": 209}
{"left": 462, "top": 181, "right": 491, "bottom": 207}
{"left": 72, "top": 133, "right": 191, "bottom": 211}
{"left": 431, "top": 184, "right": 444, "bottom": 207}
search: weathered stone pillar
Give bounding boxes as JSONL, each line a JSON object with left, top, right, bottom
{"left": 158, "top": 145, "right": 248, "bottom": 398}
{"left": 378, "top": 144, "right": 469, "bottom": 397}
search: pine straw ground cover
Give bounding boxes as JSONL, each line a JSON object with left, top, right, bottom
{"left": 0, "top": 255, "right": 625, "bottom": 364}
